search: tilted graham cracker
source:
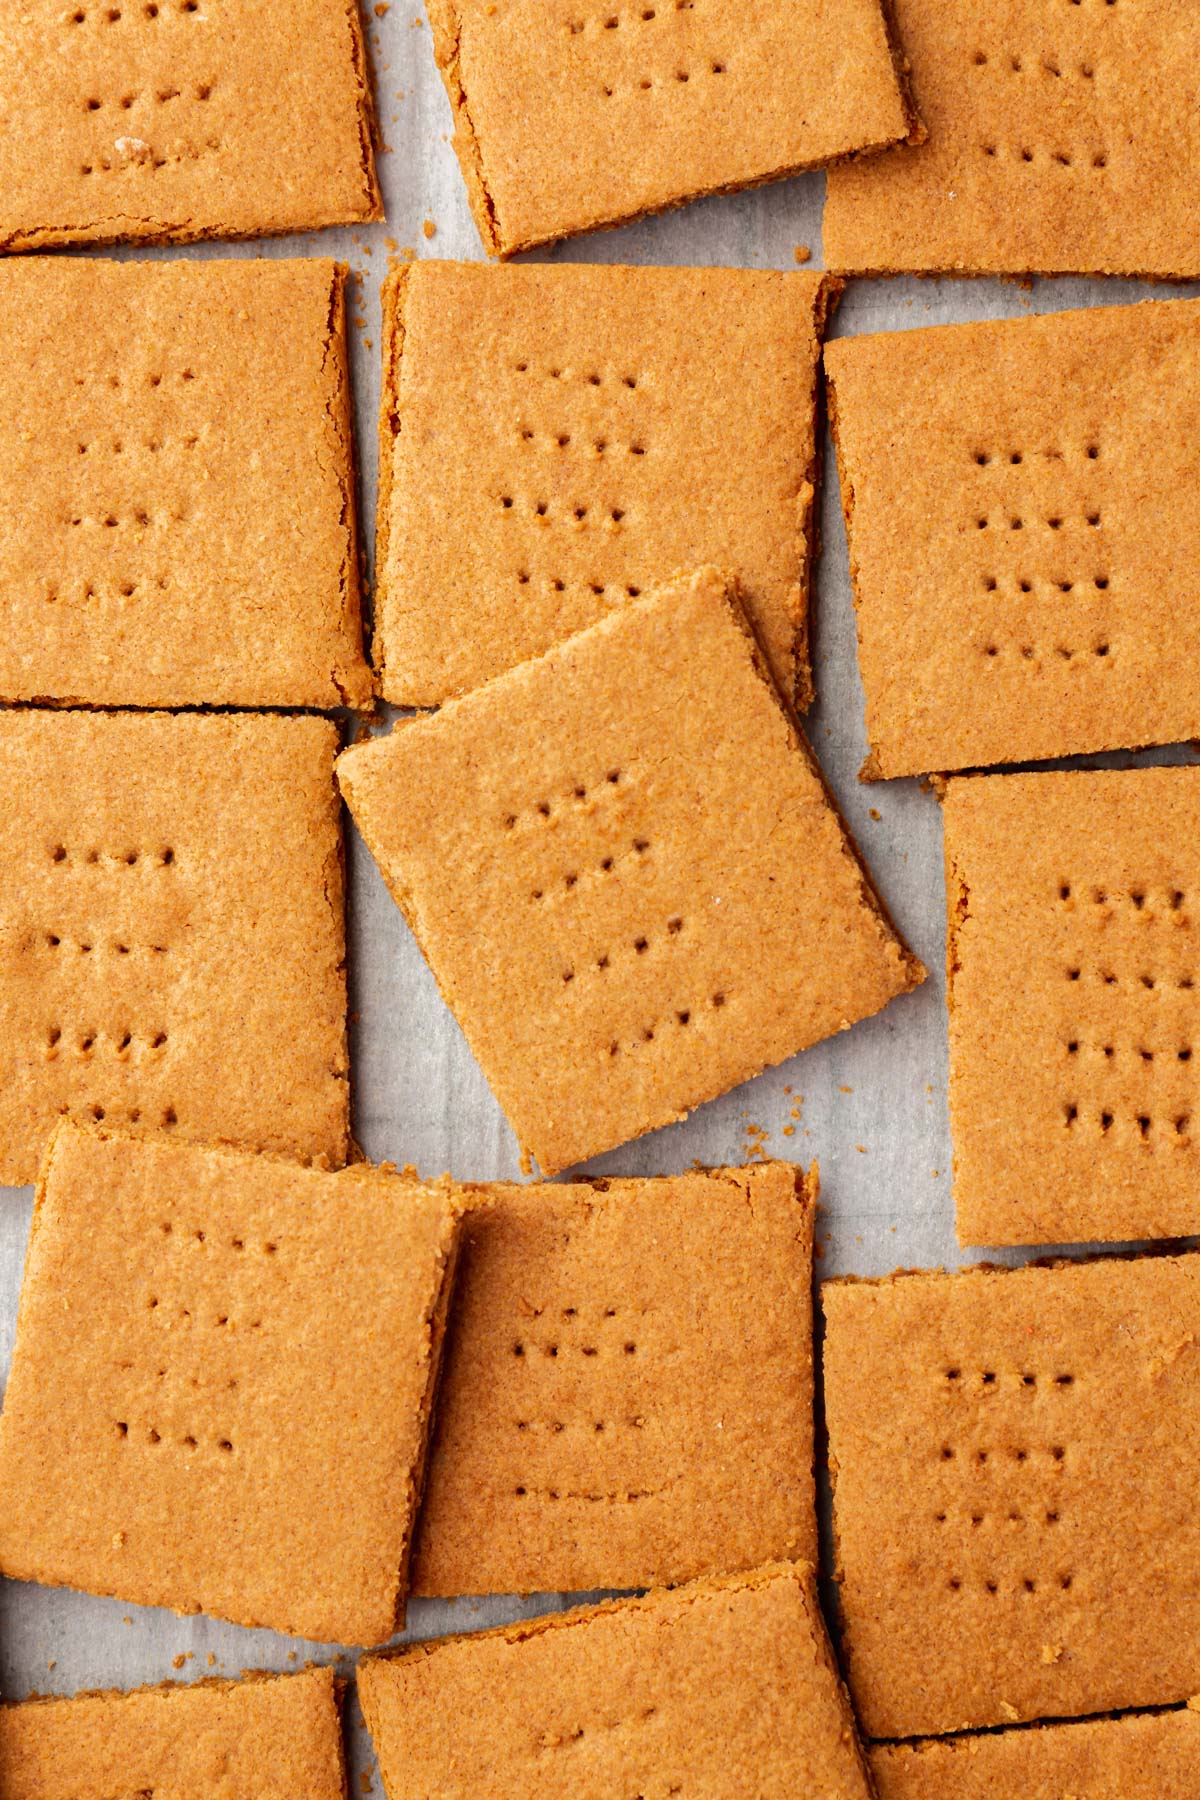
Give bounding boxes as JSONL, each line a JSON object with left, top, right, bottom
{"left": 823, "top": 1253, "right": 1200, "bottom": 1737}
{"left": 0, "top": 257, "right": 371, "bottom": 709}
{"left": 412, "top": 1161, "right": 816, "bottom": 1596}
{"left": 338, "top": 567, "right": 923, "bottom": 1174}
{"left": 0, "top": 1124, "right": 460, "bottom": 1645}
{"left": 0, "top": 0, "right": 380, "bottom": 249}
{"left": 0, "top": 709, "right": 349, "bottom": 1185}
{"left": 0, "top": 1667, "right": 346, "bottom": 1799}
{"left": 376, "top": 260, "right": 835, "bottom": 708}
{"left": 428, "top": 0, "right": 918, "bottom": 257}
{"left": 826, "top": 296, "right": 1200, "bottom": 778}
{"left": 870, "top": 1704, "right": 1200, "bottom": 1800}
{"left": 944, "top": 767, "right": 1200, "bottom": 1248}
{"left": 359, "top": 1563, "right": 874, "bottom": 1799}
{"left": 825, "top": 0, "right": 1200, "bottom": 278}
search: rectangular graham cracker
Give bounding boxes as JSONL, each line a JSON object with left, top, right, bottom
{"left": 412, "top": 1160, "right": 816, "bottom": 1596}
{"left": 822, "top": 1252, "right": 1200, "bottom": 1738}
{"left": 0, "top": 709, "right": 349, "bottom": 1185}
{"left": 944, "top": 767, "right": 1200, "bottom": 1248}
{"left": 0, "top": 0, "right": 380, "bottom": 250}
{"left": 825, "top": 296, "right": 1200, "bottom": 778}
{"left": 0, "top": 256, "right": 372, "bottom": 710}
{"left": 428, "top": 0, "right": 918, "bottom": 258}
{"left": 871, "top": 1704, "right": 1200, "bottom": 1800}
{"left": 0, "top": 1123, "right": 460, "bottom": 1645}
{"left": 359, "top": 1563, "right": 874, "bottom": 1800}
{"left": 824, "top": 0, "right": 1200, "bottom": 278}
{"left": 337, "top": 567, "right": 923, "bottom": 1175}
{"left": 377, "top": 261, "right": 835, "bottom": 709}
{"left": 0, "top": 1667, "right": 346, "bottom": 1799}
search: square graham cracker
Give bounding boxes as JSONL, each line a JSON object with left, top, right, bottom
{"left": 0, "top": 709, "right": 349, "bottom": 1186}
{"left": 822, "top": 1252, "right": 1200, "bottom": 1738}
{"left": 0, "top": 257, "right": 371, "bottom": 710}
{"left": 359, "top": 1563, "right": 874, "bottom": 1800}
{"left": 412, "top": 1160, "right": 817, "bottom": 1597}
{"left": 0, "top": 0, "right": 380, "bottom": 251}
{"left": 824, "top": 0, "right": 1200, "bottom": 278}
{"left": 377, "top": 261, "right": 835, "bottom": 709}
{"left": 0, "top": 1667, "right": 346, "bottom": 1799}
{"left": 337, "top": 568, "right": 923, "bottom": 1175}
{"left": 870, "top": 1705, "right": 1200, "bottom": 1800}
{"left": 428, "top": 0, "right": 918, "bottom": 258}
{"left": 0, "top": 1124, "right": 460, "bottom": 1645}
{"left": 944, "top": 767, "right": 1200, "bottom": 1248}
{"left": 826, "top": 296, "right": 1200, "bottom": 779}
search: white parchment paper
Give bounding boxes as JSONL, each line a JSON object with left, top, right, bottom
{"left": 0, "top": 5, "right": 1197, "bottom": 1785}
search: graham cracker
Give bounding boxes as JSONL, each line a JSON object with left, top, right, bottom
{"left": 822, "top": 1252, "right": 1200, "bottom": 1738}
{"left": 944, "top": 767, "right": 1200, "bottom": 1248}
{"left": 412, "top": 1161, "right": 816, "bottom": 1596}
{"left": 0, "top": 1666, "right": 346, "bottom": 1799}
{"left": 824, "top": 0, "right": 1200, "bottom": 278}
{"left": 0, "top": 1123, "right": 460, "bottom": 1645}
{"left": 825, "top": 296, "right": 1200, "bottom": 778}
{"left": 337, "top": 567, "right": 923, "bottom": 1175}
{"left": 0, "top": 256, "right": 372, "bottom": 709}
{"left": 0, "top": 0, "right": 380, "bottom": 250}
{"left": 359, "top": 1562, "right": 874, "bottom": 1799}
{"left": 871, "top": 1704, "right": 1200, "bottom": 1800}
{"left": 428, "top": 0, "right": 918, "bottom": 258}
{"left": 0, "top": 709, "right": 349, "bottom": 1186}
{"left": 377, "top": 261, "right": 836, "bottom": 709}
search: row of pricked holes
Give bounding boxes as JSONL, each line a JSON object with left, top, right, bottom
{"left": 83, "top": 84, "right": 213, "bottom": 111}
{"left": 563, "top": 916, "right": 681, "bottom": 977}
{"left": 500, "top": 496, "right": 628, "bottom": 524}
{"left": 116, "top": 1423, "right": 232, "bottom": 1451}
{"left": 1058, "top": 883, "right": 1185, "bottom": 909}
{"left": 50, "top": 845, "right": 174, "bottom": 865}
{"left": 981, "top": 641, "right": 1111, "bottom": 661}
{"left": 516, "top": 1417, "right": 643, "bottom": 1434}
{"left": 43, "top": 934, "right": 169, "bottom": 955}
{"left": 504, "top": 768, "right": 624, "bottom": 829}
{"left": 81, "top": 141, "right": 220, "bottom": 175}
{"left": 945, "top": 1574, "right": 1075, "bottom": 1595}
{"left": 534, "top": 840, "right": 651, "bottom": 904}
{"left": 78, "top": 436, "right": 198, "bottom": 454}
{"left": 1064, "top": 1104, "right": 1191, "bottom": 1136}
{"left": 159, "top": 1222, "right": 277, "bottom": 1255}
{"left": 70, "top": 1, "right": 200, "bottom": 19}
{"left": 978, "top": 572, "right": 1115, "bottom": 586}
{"left": 47, "top": 1027, "right": 167, "bottom": 1052}
{"left": 513, "top": 364, "right": 640, "bottom": 388}
{"left": 568, "top": 0, "right": 694, "bottom": 26}
{"left": 147, "top": 1296, "right": 258, "bottom": 1324}
{"left": 1065, "top": 966, "right": 1195, "bottom": 988}
{"left": 513, "top": 1336, "right": 636, "bottom": 1358}
{"left": 72, "top": 371, "right": 197, "bottom": 389}
{"left": 45, "top": 580, "right": 170, "bottom": 604}
{"left": 518, "top": 429, "right": 647, "bottom": 456}
{"left": 941, "top": 1444, "right": 1066, "bottom": 1464}
{"left": 513, "top": 1486, "right": 654, "bottom": 1501}
{"left": 517, "top": 573, "right": 643, "bottom": 599}
{"left": 1066, "top": 1040, "right": 1193, "bottom": 1064}
{"left": 62, "top": 1101, "right": 176, "bottom": 1126}
{"left": 981, "top": 145, "right": 1110, "bottom": 168}
{"left": 936, "top": 1507, "right": 1064, "bottom": 1526}
{"left": 972, "top": 50, "right": 1098, "bottom": 77}
{"left": 945, "top": 1369, "right": 1075, "bottom": 1389}
{"left": 609, "top": 989, "right": 725, "bottom": 1055}
{"left": 973, "top": 446, "right": 1099, "bottom": 467}
{"left": 975, "top": 515, "right": 1102, "bottom": 533}
{"left": 68, "top": 509, "right": 186, "bottom": 528}
{"left": 601, "top": 64, "right": 727, "bottom": 94}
